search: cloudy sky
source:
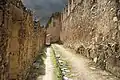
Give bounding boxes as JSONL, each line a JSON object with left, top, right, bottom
{"left": 23, "top": 0, "right": 68, "bottom": 25}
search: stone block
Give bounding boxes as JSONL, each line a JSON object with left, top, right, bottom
{"left": 10, "top": 4, "right": 23, "bottom": 21}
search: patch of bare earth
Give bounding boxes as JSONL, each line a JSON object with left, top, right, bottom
{"left": 52, "top": 44, "right": 120, "bottom": 80}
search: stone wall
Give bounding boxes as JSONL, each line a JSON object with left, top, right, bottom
{"left": 0, "top": 0, "right": 46, "bottom": 80}
{"left": 61, "top": 0, "right": 120, "bottom": 78}
{"left": 46, "top": 12, "right": 61, "bottom": 43}
{"left": 0, "top": 1, "right": 9, "bottom": 79}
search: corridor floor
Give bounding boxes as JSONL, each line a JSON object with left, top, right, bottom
{"left": 52, "top": 44, "right": 120, "bottom": 80}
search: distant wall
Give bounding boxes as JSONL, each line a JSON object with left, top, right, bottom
{"left": 46, "top": 12, "right": 61, "bottom": 43}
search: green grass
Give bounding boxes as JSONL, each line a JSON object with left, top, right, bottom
{"left": 51, "top": 47, "right": 63, "bottom": 80}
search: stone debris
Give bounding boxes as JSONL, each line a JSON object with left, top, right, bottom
{"left": 63, "top": 76, "right": 69, "bottom": 80}
{"left": 89, "top": 67, "right": 96, "bottom": 70}
{"left": 113, "top": 17, "right": 118, "bottom": 22}
{"left": 53, "top": 50, "right": 73, "bottom": 80}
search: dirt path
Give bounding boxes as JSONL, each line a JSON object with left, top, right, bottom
{"left": 27, "top": 47, "right": 55, "bottom": 80}
{"left": 52, "top": 44, "right": 120, "bottom": 80}
{"left": 42, "top": 47, "right": 54, "bottom": 80}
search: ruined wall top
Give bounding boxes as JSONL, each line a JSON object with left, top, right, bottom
{"left": 0, "top": 0, "right": 33, "bottom": 15}
{"left": 46, "top": 12, "right": 61, "bottom": 28}
{"left": 62, "top": 0, "right": 120, "bottom": 21}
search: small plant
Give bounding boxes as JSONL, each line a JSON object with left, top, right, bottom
{"left": 51, "top": 47, "right": 63, "bottom": 80}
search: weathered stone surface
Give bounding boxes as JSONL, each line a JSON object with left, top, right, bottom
{"left": 46, "top": 12, "right": 61, "bottom": 43}
{"left": 61, "top": 0, "right": 120, "bottom": 78}
{"left": 0, "top": 0, "right": 46, "bottom": 80}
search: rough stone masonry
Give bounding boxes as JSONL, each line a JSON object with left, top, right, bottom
{"left": 46, "top": 12, "right": 62, "bottom": 43}
{"left": 60, "top": 0, "right": 120, "bottom": 78}
{"left": 0, "top": 0, "right": 46, "bottom": 80}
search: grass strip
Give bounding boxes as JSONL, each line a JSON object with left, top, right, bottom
{"left": 51, "top": 47, "right": 63, "bottom": 80}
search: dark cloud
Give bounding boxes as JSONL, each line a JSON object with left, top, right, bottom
{"left": 23, "top": 0, "right": 68, "bottom": 25}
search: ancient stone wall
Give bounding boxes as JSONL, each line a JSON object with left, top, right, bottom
{"left": 0, "top": 1, "right": 9, "bottom": 79}
{"left": 0, "top": 0, "right": 46, "bottom": 80}
{"left": 61, "top": 0, "right": 120, "bottom": 77}
{"left": 46, "top": 12, "right": 61, "bottom": 43}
